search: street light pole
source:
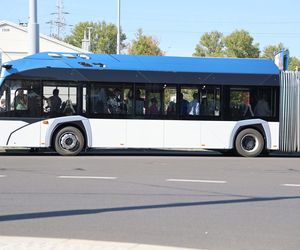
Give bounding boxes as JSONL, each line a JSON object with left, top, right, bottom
{"left": 117, "top": 0, "right": 121, "bottom": 54}
{"left": 28, "top": 0, "right": 40, "bottom": 55}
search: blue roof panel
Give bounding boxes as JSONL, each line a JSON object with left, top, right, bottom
{"left": 6, "top": 52, "right": 279, "bottom": 76}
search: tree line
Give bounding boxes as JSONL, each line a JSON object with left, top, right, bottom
{"left": 64, "top": 21, "right": 300, "bottom": 71}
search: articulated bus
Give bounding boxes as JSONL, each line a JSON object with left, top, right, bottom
{"left": 0, "top": 52, "right": 280, "bottom": 156}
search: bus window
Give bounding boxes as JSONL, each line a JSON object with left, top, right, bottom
{"left": 43, "top": 82, "right": 77, "bottom": 117}
{"left": 200, "top": 86, "right": 221, "bottom": 117}
{"left": 90, "top": 83, "right": 132, "bottom": 116}
{"left": 230, "top": 88, "right": 254, "bottom": 119}
{"left": 164, "top": 86, "right": 177, "bottom": 116}
{"left": 143, "top": 84, "right": 162, "bottom": 116}
{"left": 181, "top": 86, "right": 200, "bottom": 117}
{"left": 0, "top": 80, "right": 42, "bottom": 117}
{"left": 253, "top": 88, "right": 275, "bottom": 118}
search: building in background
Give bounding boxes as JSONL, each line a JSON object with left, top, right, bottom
{"left": 0, "top": 20, "right": 87, "bottom": 64}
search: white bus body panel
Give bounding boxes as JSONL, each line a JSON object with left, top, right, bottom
{"left": 90, "top": 119, "right": 126, "bottom": 148}
{"left": 164, "top": 120, "right": 200, "bottom": 148}
{"left": 4, "top": 121, "right": 41, "bottom": 147}
{"left": 0, "top": 121, "right": 29, "bottom": 146}
{"left": 0, "top": 116, "right": 280, "bottom": 152}
{"left": 268, "top": 122, "right": 279, "bottom": 150}
{"left": 127, "top": 120, "right": 164, "bottom": 148}
{"left": 201, "top": 121, "right": 236, "bottom": 149}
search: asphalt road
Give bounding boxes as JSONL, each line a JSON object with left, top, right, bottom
{"left": 0, "top": 151, "right": 299, "bottom": 250}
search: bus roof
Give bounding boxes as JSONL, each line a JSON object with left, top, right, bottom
{"left": 2, "top": 52, "right": 280, "bottom": 86}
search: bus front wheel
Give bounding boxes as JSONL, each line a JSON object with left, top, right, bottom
{"left": 54, "top": 126, "right": 84, "bottom": 156}
{"left": 235, "top": 128, "right": 264, "bottom": 157}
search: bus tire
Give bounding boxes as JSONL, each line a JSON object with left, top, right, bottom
{"left": 54, "top": 126, "right": 84, "bottom": 156}
{"left": 235, "top": 128, "right": 264, "bottom": 157}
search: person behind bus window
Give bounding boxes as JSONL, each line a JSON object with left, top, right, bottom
{"left": 167, "top": 100, "right": 176, "bottom": 115}
{"left": 188, "top": 92, "right": 200, "bottom": 116}
{"left": 179, "top": 93, "right": 189, "bottom": 116}
{"left": 95, "top": 88, "right": 108, "bottom": 114}
{"left": 15, "top": 89, "right": 28, "bottom": 110}
{"left": 107, "top": 88, "right": 123, "bottom": 114}
{"left": 135, "top": 89, "right": 145, "bottom": 115}
{"left": 62, "top": 99, "right": 75, "bottom": 116}
{"left": 28, "top": 88, "right": 41, "bottom": 116}
{"left": 0, "top": 99, "right": 6, "bottom": 112}
{"left": 241, "top": 92, "right": 254, "bottom": 117}
{"left": 254, "top": 94, "right": 271, "bottom": 117}
{"left": 126, "top": 90, "right": 133, "bottom": 114}
{"left": 148, "top": 97, "right": 159, "bottom": 115}
{"left": 45, "top": 89, "right": 62, "bottom": 115}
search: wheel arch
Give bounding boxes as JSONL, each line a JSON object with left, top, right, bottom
{"left": 50, "top": 122, "right": 86, "bottom": 150}
{"left": 229, "top": 119, "right": 271, "bottom": 150}
{"left": 44, "top": 117, "right": 92, "bottom": 149}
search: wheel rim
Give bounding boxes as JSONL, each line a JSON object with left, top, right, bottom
{"left": 59, "top": 133, "right": 79, "bottom": 151}
{"left": 240, "top": 134, "right": 258, "bottom": 152}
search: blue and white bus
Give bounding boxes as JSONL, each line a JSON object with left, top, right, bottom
{"left": 0, "top": 52, "right": 280, "bottom": 156}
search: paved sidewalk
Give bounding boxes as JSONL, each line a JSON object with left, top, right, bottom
{"left": 0, "top": 236, "right": 201, "bottom": 250}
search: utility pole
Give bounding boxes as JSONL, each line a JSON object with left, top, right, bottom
{"left": 117, "top": 0, "right": 121, "bottom": 54}
{"left": 28, "top": 0, "right": 39, "bottom": 55}
{"left": 81, "top": 27, "right": 92, "bottom": 52}
{"left": 48, "top": 0, "right": 69, "bottom": 40}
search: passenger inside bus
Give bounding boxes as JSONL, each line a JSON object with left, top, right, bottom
{"left": 148, "top": 97, "right": 160, "bottom": 115}
{"left": 188, "top": 92, "right": 200, "bottom": 116}
{"left": 179, "top": 93, "right": 189, "bottom": 116}
{"left": 62, "top": 99, "right": 75, "bottom": 115}
{"left": 95, "top": 88, "right": 108, "bottom": 114}
{"left": 167, "top": 100, "right": 176, "bottom": 115}
{"left": 107, "top": 88, "right": 123, "bottom": 114}
{"left": 14, "top": 89, "right": 28, "bottom": 110}
{"left": 44, "top": 89, "right": 62, "bottom": 116}
{"left": 254, "top": 94, "right": 271, "bottom": 117}
{"left": 0, "top": 99, "right": 6, "bottom": 112}
{"left": 241, "top": 92, "right": 254, "bottom": 117}
{"left": 28, "top": 88, "right": 41, "bottom": 116}
{"left": 135, "top": 89, "right": 145, "bottom": 115}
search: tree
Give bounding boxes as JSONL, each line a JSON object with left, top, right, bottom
{"left": 223, "top": 30, "right": 260, "bottom": 58}
{"left": 128, "top": 29, "right": 164, "bottom": 56}
{"left": 64, "top": 21, "right": 126, "bottom": 54}
{"left": 193, "top": 31, "right": 224, "bottom": 57}
{"left": 261, "top": 43, "right": 284, "bottom": 60}
{"left": 288, "top": 57, "right": 300, "bottom": 71}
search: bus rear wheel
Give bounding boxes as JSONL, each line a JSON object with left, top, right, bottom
{"left": 54, "top": 126, "right": 84, "bottom": 156}
{"left": 235, "top": 128, "right": 264, "bottom": 157}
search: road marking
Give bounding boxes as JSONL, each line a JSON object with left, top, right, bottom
{"left": 57, "top": 176, "right": 117, "bottom": 180}
{"left": 0, "top": 175, "right": 6, "bottom": 178}
{"left": 281, "top": 184, "right": 300, "bottom": 187}
{"left": 166, "top": 179, "right": 227, "bottom": 184}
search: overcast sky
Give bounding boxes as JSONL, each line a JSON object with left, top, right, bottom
{"left": 1, "top": 0, "right": 300, "bottom": 57}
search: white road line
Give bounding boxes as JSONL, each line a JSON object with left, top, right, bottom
{"left": 0, "top": 175, "right": 6, "bottom": 178}
{"left": 281, "top": 184, "right": 300, "bottom": 187}
{"left": 166, "top": 179, "right": 227, "bottom": 184}
{"left": 57, "top": 176, "right": 117, "bottom": 180}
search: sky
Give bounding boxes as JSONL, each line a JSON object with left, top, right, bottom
{"left": 1, "top": 0, "right": 300, "bottom": 57}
